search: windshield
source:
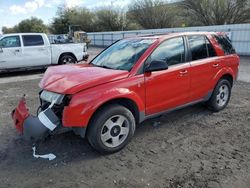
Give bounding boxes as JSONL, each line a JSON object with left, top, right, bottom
{"left": 91, "top": 39, "right": 156, "bottom": 71}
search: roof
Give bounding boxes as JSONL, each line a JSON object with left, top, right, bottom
{"left": 1, "top": 33, "right": 45, "bottom": 37}
{"left": 142, "top": 31, "right": 217, "bottom": 37}
{"left": 123, "top": 31, "right": 218, "bottom": 41}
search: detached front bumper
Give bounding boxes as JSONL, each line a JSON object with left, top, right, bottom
{"left": 11, "top": 97, "right": 60, "bottom": 142}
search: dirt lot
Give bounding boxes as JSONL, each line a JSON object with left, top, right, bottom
{"left": 0, "top": 49, "right": 250, "bottom": 188}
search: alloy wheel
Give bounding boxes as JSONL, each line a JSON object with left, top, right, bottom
{"left": 100, "top": 115, "right": 130, "bottom": 148}
{"left": 216, "top": 84, "right": 229, "bottom": 107}
{"left": 62, "top": 57, "right": 75, "bottom": 64}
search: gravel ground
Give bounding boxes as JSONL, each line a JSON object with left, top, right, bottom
{"left": 0, "top": 49, "right": 250, "bottom": 188}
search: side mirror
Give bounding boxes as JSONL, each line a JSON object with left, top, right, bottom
{"left": 83, "top": 54, "right": 89, "bottom": 61}
{"left": 145, "top": 60, "right": 168, "bottom": 72}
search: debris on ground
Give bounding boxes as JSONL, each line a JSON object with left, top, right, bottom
{"left": 32, "top": 146, "right": 56, "bottom": 161}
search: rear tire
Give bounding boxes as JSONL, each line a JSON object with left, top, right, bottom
{"left": 59, "top": 54, "right": 76, "bottom": 65}
{"left": 87, "top": 104, "right": 136, "bottom": 154}
{"left": 206, "top": 79, "right": 232, "bottom": 112}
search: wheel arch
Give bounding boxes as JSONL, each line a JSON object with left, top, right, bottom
{"left": 220, "top": 73, "right": 233, "bottom": 87}
{"left": 213, "top": 67, "right": 235, "bottom": 88}
{"left": 58, "top": 52, "right": 77, "bottom": 64}
{"left": 88, "top": 98, "right": 140, "bottom": 126}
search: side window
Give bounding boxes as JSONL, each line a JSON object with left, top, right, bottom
{"left": 188, "top": 35, "right": 208, "bottom": 61}
{"left": 0, "top": 36, "right": 21, "bottom": 48}
{"left": 150, "top": 37, "right": 185, "bottom": 66}
{"left": 22, "top": 35, "right": 44, "bottom": 47}
{"left": 213, "top": 35, "right": 235, "bottom": 55}
{"left": 205, "top": 37, "right": 217, "bottom": 57}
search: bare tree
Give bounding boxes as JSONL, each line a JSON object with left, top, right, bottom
{"left": 179, "top": 0, "right": 250, "bottom": 25}
{"left": 128, "top": 0, "right": 176, "bottom": 29}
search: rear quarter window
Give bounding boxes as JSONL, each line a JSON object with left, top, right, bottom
{"left": 22, "top": 35, "right": 44, "bottom": 46}
{"left": 213, "top": 35, "right": 236, "bottom": 55}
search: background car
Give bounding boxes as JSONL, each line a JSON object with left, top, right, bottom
{"left": 0, "top": 33, "right": 88, "bottom": 73}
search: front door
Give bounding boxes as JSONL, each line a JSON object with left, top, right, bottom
{"left": 145, "top": 37, "right": 191, "bottom": 115}
{"left": 0, "top": 35, "right": 22, "bottom": 69}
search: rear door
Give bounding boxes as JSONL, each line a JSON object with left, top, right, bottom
{"left": 21, "top": 34, "right": 51, "bottom": 66}
{"left": 0, "top": 35, "right": 23, "bottom": 69}
{"left": 212, "top": 34, "right": 239, "bottom": 74}
{"left": 187, "top": 35, "right": 218, "bottom": 101}
{"left": 145, "top": 36, "right": 191, "bottom": 115}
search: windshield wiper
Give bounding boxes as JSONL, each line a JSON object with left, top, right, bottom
{"left": 92, "top": 64, "right": 114, "bottom": 70}
{"left": 100, "top": 65, "right": 113, "bottom": 69}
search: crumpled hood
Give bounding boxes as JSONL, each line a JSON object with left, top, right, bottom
{"left": 39, "top": 64, "right": 129, "bottom": 94}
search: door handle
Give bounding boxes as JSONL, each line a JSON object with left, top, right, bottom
{"left": 180, "top": 70, "right": 188, "bottom": 74}
{"left": 179, "top": 70, "right": 188, "bottom": 76}
{"left": 38, "top": 48, "right": 46, "bottom": 51}
{"left": 212, "top": 64, "right": 219, "bottom": 68}
{"left": 15, "top": 49, "right": 20, "bottom": 52}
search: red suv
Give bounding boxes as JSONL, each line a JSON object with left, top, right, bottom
{"left": 12, "top": 32, "right": 239, "bottom": 153}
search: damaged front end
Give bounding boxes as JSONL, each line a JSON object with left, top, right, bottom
{"left": 11, "top": 91, "right": 70, "bottom": 142}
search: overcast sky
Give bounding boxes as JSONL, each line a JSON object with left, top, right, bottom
{"left": 0, "top": 0, "right": 131, "bottom": 31}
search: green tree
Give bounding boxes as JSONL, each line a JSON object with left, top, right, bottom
{"left": 17, "top": 17, "right": 48, "bottom": 33}
{"left": 2, "top": 26, "right": 17, "bottom": 34}
{"left": 2, "top": 17, "right": 47, "bottom": 34}
{"left": 179, "top": 0, "right": 250, "bottom": 25}
{"left": 49, "top": 7, "right": 71, "bottom": 34}
{"left": 94, "top": 7, "right": 129, "bottom": 31}
{"left": 69, "top": 8, "right": 95, "bottom": 31}
{"left": 50, "top": 6, "right": 95, "bottom": 34}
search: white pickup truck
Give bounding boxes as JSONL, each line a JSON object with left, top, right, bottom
{"left": 0, "top": 33, "right": 88, "bottom": 72}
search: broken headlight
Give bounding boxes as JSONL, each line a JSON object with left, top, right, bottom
{"left": 40, "top": 90, "right": 65, "bottom": 105}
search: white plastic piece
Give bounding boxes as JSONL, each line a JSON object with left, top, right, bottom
{"left": 38, "top": 111, "right": 57, "bottom": 131}
{"left": 38, "top": 100, "right": 57, "bottom": 131}
{"left": 32, "top": 146, "right": 56, "bottom": 161}
{"left": 49, "top": 100, "right": 56, "bottom": 108}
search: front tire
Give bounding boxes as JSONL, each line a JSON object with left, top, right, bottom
{"left": 87, "top": 104, "right": 136, "bottom": 154}
{"left": 207, "top": 79, "right": 232, "bottom": 112}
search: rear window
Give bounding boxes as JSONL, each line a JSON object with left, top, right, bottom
{"left": 22, "top": 35, "right": 44, "bottom": 46}
{"left": 213, "top": 35, "right": 235, "bottom": 55}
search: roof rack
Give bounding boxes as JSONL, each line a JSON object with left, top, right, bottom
{"left": 137, "top": 32, "right": 170, "bottom": 37}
